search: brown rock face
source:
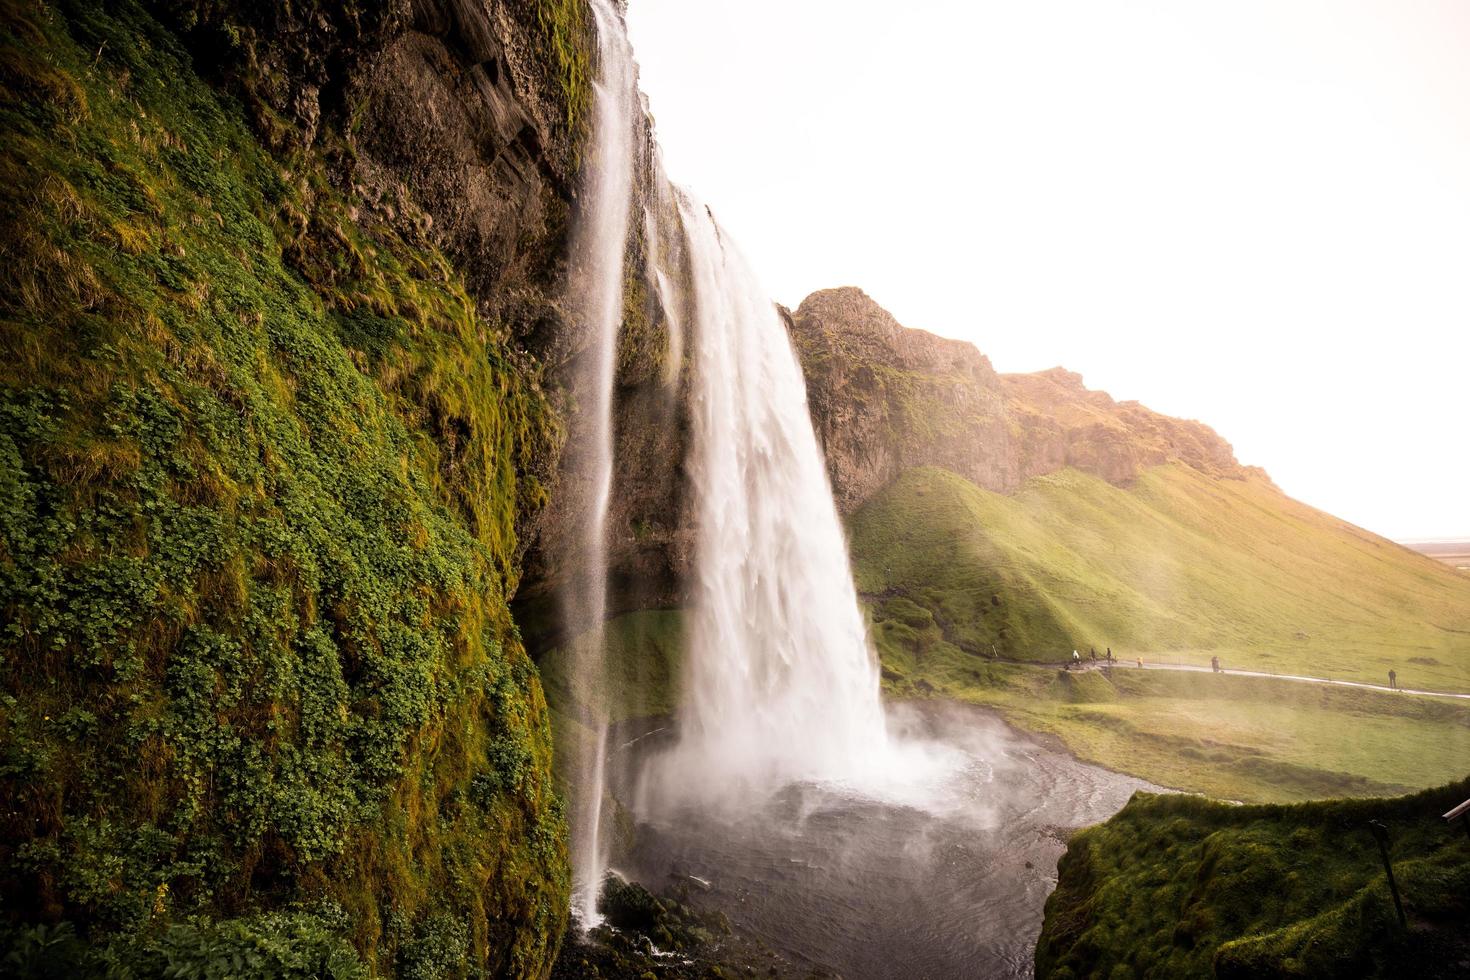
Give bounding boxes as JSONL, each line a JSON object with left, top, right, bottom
{"left": 162, "top": 1, "right": 692, "bottom": 641}
{"left": 343, "top": 2, "right": 576, "bottom": 347}
{"left": 1002, "top": 367, "right": 1248, "bottom": 487}
{"left": 791, "top": 287, "right": 1254, "bottom": 513}
{"left": 789, "top": 288, "right": 1015, "bottom": 511}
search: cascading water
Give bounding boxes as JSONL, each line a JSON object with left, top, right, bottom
{"left": 563, "top": 0, "right": 637, "bottom": 928}
{"left": 556, "top": 13, "right": 1137, "bottom": 973}
{"left": 570, "top": 3, "right": 953, "bottom": 925}
{"left": 644, "top": 193, "right": 684, "bottom": 390}
{"left": 640, "top": 193, "right": 906, "bottom": 806}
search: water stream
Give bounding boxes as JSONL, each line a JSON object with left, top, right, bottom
{"left": 563, "top": 0, "right": 637, "bottom": 927}
{"left": 637, "top": 194, "right": 908, "bottom": 811}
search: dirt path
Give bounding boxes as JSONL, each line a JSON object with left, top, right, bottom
{"left": 1027, "top": 656, "right": 1470, "bottom": 700}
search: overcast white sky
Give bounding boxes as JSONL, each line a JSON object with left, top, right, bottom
{"left": 625, "top": 0, "right": 1469, "bottom": 541}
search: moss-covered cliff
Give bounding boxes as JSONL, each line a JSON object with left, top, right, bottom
{"left": 0, "top": 0, "right": 586, "bottom": 973}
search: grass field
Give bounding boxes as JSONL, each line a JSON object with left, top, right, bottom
{"left": 541, "top": 608, "right": 1470, "bottom": 804}
{"left": 849, "top": 464, "right": 1470, "bottom": 801}
{"left": 919, "top": 662, "right": 1470, "bottom": 803}
{"left": 850, "top": 464, "right": 1470, "bottom": 692}
{"left": 1037, "top": 777, "right": 1470, "bottom": 978}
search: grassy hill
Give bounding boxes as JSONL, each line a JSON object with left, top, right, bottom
{"left": 848, "top": 462, "right": 1470, "bottom": 802}
{"left": 851, "top": 463, "right": 1470, "bottom": 692}
{"left": 1037, "top": 777, "right": 1470, "bottom": 978}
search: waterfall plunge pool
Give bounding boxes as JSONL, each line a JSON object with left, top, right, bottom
{"left": 609, "top": 701, "right": 1160, "bottom": 979}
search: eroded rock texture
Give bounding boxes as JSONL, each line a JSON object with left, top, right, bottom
{"left": 791, "top": 286, "right": 1253, "bottom": 514}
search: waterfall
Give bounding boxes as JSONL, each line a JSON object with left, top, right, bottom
{"left": 565, "top": 4, "right": 950, "bottom": 921}
{"left": 640, "top": 193, "right": 898, "bottom": 806}
{"left": 563, "top": 0, "right": 636, "bottom": 928}
{"left": 643, "top": 175, "right": 685, "bottom": 390}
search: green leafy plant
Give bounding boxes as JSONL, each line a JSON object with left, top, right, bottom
{"left": 0, "top": 0, "right": 569, "bottom": 972}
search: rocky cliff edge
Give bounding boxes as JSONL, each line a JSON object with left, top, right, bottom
{"left": 789, "top": 287, "right": 1259, "bottom": 513}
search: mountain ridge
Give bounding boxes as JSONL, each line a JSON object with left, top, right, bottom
{"left": 790, "top": 285, "right": 1260, "bottom": 514}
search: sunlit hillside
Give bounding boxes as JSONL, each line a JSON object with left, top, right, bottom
{"left": 851, "top": 463, "right": 1470, "bottom": 692}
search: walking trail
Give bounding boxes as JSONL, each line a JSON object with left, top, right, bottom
{"left": 1046, "top": 657, "right": 1470, "bottom": 701}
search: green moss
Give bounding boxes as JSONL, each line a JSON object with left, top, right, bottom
{"left": 535, "top": 0, "right": 594, "bottom": 140}
{"left": 0, "top": 0, "right": 567, "bottom": 973}
{"left": 0, "top": 907, "right": 371, "bottom": 978}
{"left": 1037, "top": 778, "right": 1470, "bottom": 978}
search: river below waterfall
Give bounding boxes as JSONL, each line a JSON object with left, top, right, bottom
{"left": 614, "top": 701, "right": 1160, "bottom": 979}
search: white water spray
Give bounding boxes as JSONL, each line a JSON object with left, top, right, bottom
{"left": 641, "top": 194, "right": 922, "bottom": 806}
{"left": 564, "top": 0, "right": 636, "bottom": 928}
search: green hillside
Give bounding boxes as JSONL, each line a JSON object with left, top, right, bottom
{"left": 1037, "top": 777, "right": 1470, "bottom": 978}
{"left": 851, "top": 463, "right": 1470, "bottom": 692}
{"left": 536, "top": 610, "right": 683, "bottom": 797}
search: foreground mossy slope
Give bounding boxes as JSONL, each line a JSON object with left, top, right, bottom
{"left": 853, "top": 464, "right": 1470, "bottom": 691}
{"left": 0, "top": 0, "right": 567, "bottom": 974}
{"left": 1037, "top": 778, "right": 1470, "bottom": 978}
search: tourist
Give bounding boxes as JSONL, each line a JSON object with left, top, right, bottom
{"left": 1388, "top": 668, "right": 1397, "bottom": 691}
{"left": 1211, "top": 655, "right": 1221, "bottom": 673}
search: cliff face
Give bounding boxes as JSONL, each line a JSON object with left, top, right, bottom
{"left": 161, "top": 0, "right": 695, "bottom": 638}
{"left": 1002, "top": 367, "right": 1249, "bottom": 489}
{"left": 0, "top": 0, "right": 644, "bottom": 973}
{"left": 789, "top": 288, "right": 1015, "bottom": 513}
{"left": 790, "top": 287, "right": 1254, "bottom": 514}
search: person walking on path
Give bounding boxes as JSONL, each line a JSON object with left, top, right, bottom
{"left": 1211, "top": 655, "right": 1221, "bottom": 673}
{"left": 1090, "top": 647, "right": 1098, "bottom": 662}
{"left": 1072, "top": 650, "right": 1081, "bottom": 669}
{"left": 1388, "top": 668, "right": 1398, "bottom": 691}
{"left": 1106, "top": 647, "right": 1113, "bottom": 663}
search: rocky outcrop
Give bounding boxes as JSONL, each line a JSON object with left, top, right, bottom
{"left": 790, "top": 287, "right": 1255, "bottom": 513}
{"left": 789, "top": 288, "right": 1015, "bottom": 513}
{"left": 1003, "top": 367, "right": 1249, "bottom": 487}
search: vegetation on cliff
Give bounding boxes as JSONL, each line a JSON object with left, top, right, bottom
{"left": 1037, "top": 778, "right": 1470, "bottom": 978}
{"left": 0, "top": 0, "right": 569, "bottom": 973}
